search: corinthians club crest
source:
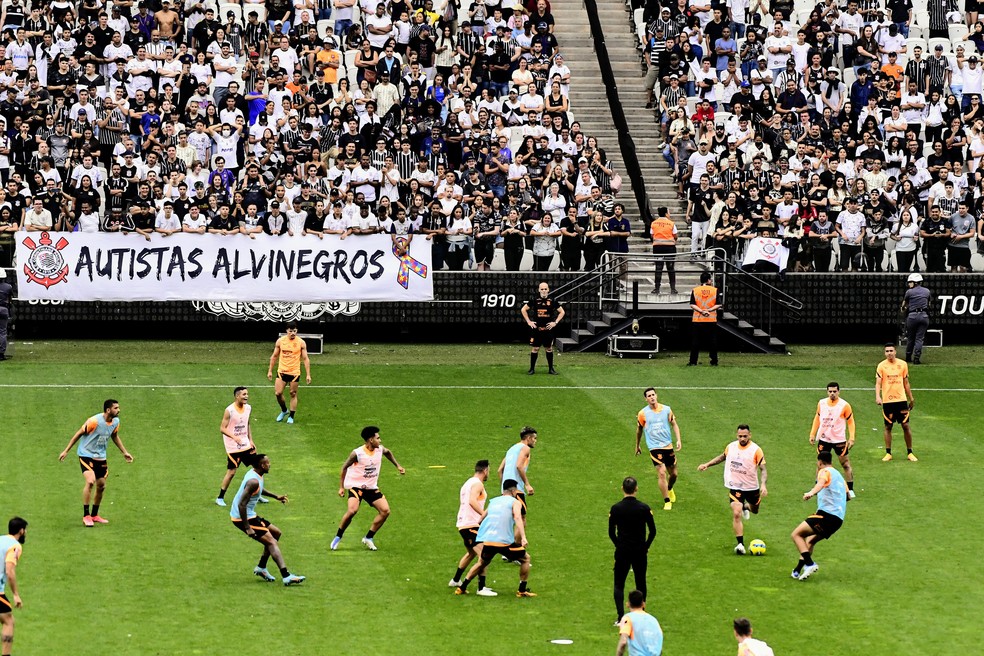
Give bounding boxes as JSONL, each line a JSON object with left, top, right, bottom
{"left": 192, "top": 301, "right": 362, "bottom": 321}
{"left": 22, "top": 232, "right": 70, "bottom": 289}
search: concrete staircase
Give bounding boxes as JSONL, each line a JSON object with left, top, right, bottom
{"left": 550, "top": 0, "right": 641, "bottom": 229}
{"left": 552, "top": 0, "right": 697, "bottom": 297}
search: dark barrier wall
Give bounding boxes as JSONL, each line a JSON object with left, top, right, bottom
{"left": 9, "top": 272, "right": 984, "bottom": 343}
{"left": 724, "top": 274, "right": 984, "bottom": 341}
{"left": 9, "top": 272, "right": 586, "bottom": 328}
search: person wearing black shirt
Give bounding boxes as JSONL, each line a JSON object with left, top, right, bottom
{"left": 609, "top": 476, "right": 656, "bottom": 625}
{"left": 520, "top": 281, "right": 565, "bottom": 375}
{"left": 420, "top": 203, "right": 449, "bottom": 270}
{"left": 0, "top": 268, "right": 11, "bottom": 360}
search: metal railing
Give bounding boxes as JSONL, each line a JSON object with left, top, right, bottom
{"left": 607, "top": 249, "right": 803, "bottom": 334}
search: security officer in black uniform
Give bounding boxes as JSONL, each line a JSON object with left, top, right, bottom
{"left": 520, "top": 281, "right": 565, "bottom": 375}
{"left": 902, "top": 273, "right": 932, "bottom": 364}
{"left": 609, "top": 476, "right": 656, "bottom": 626}
{"left": 0, "top": 268, "right": 11, "bottom": 361}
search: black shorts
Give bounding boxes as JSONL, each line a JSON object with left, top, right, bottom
{"left": 479, "top": 542, "right": 527, "bottom": 563}
{"left": 459, "top": 526, "right": 479, "bottom": 550}
{"left": 729, "top": 488, "right": 761, "bottom": 508}
{"left": 0, "top": 593, "right": 11, "bottom": 614}
{"left": 516, "top": 491, "right": 527, "bottom": 517}
{"left": 882, "top": 401, "right": 910, "bottom": 426}
{"left": 79, "top": 456, "right": 108, "bottom": 480}
{"left": 348, "top": 487, "right": 385, "bottom": 506}
{"left": 529, "top": 327, "right": 555, "bottom": 347}
{"left": 947, "top": 246, "right": 971, "bottom": 268}
{"left": 233, "top": 516, "right": 271, "bottom": 542}
{"left": 226, "top": 447, "right": 257, "bottom": 470}
{"left": 817, "top": 440, "right": 850, "bottom": 457}
{"left": 649, "top": 448, "right": 676, "bottom": 468}
{"left": 279, "top": 371, "right": 300, "bottom": 383}
{"left": 652, "top": 245, "right": 676, "bottom": 259}
{"left": 805, "top": 510, "right": 843, "bottom": 541}
{"left": 474, "top": 238, "right": 495, "bottom": 265}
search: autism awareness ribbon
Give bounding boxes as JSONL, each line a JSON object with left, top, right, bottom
{"left": 392, "top": 237, "right": 428, "bottom": 289}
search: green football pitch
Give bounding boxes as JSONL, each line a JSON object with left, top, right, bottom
{"left": 1, "top": 341, "right": 982, "bottom": 656}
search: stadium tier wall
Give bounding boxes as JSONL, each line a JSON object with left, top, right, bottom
{"left": 8, "top": 273, "right": 984, "bottom": 344}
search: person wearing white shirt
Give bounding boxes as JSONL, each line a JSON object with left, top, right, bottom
{"left": 749, "top": 57, "right": 773, "bottom": 99}
{"left": 71, "top": 156, "right": 105, "bottom": 188}
{"left": 24, "top": 199, "right": 52, "bottom": 232}
{"left": 962, "top": 56, "right": 984, "bottom": 109}
{"left": 212, "top": 44, "right": 238, "bottom": 105}
{"left": 692, "top": 58, "right": 719, "bottom": 105}
{"left": 69, "top": 90, "right": 97, "bottom": 121}
{"left": 900, "top": 83, "right": 926, "bottom": 134}
{"left": 350, "top": 156, "right": 383, "bottom": 203}
{"left": 323, "top": 205, "right": 349, "bottom": 237}
{"left": 157, "top": 48, "right": 183, "bottom": 91}
{"left": 882, "top": 105, "right": 908, "bottom": 137}
{"left": 125, "top": 47, "right": 157, "bottom": 97}
{"left": 155, "top": 203, "right": 182, "bottom": 235}
{"left": 877, "top": 25, "right": 906, "bottom": 65}
{"left": 103, "top": 37, "right": 133, "bottom": 79}
{"left": 836, "top": 198, "right": 866, "bottom": 271}
{"left": 182, "top": 209, "right": 209, "bottom": 233}
{"left": 272, "top": 37, "right": 300, "bottom": 72}
{"left": 764, "top": 24, "right": 791, "bottom": 76}
{"left": 790, "top": 31, "right": 811, "bottom": 71}
{"left": 75, "top": 205, "right": 102, "bottom": 233}
{"left": 364, "top": 3, "right": 393, "bottom": 50}
{"left": 836, "top": 3, "right": 864, "bottom": 64}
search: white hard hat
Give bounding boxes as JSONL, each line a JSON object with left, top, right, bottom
{"left": 907, "top": 273, "right": 923, "bottom": 284}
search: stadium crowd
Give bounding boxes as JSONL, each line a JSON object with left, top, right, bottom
{"left": 0, "top": 0, "right": 630, "bottom": 273}
{"left": 642, "top": 0, "right": 984, "bottom": 273}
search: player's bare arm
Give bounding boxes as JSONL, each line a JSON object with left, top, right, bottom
{"left": 875, "top": 373, "right": 882, "bottom": 405}
{"left": 469, "top": 485, "right": 486, "bottom": 521}
{"left": 220, "top": 408, "right": 235, "bottom": 440}
{"left": 383, "top": 447, "right": 406, "bottom": 475}
{"left": 697, "top": 452, "right": 726, "bottom": 471}
{"left": 517, "top": 445, "right": 533, "bottom": 494}
{"left": 670, "top": 414, "right": 682, "bottom": 451}
{"left": 262, "top": 488, "right": 288, "bottom": 503}
{"left": 5, "top": 560, "right": 21, "bottom": 607}
{"left": 301, "top": 344, "right": 312, "bottom": 384}
{"left": 520, "top": 302, "right": 536, "bottom": 329}
{"left": 759, "top": 459, "right": 768, "bottom": 497}
{"left": 512, "top": 499, "right": 528, "bottom": 547}
{"left": 239, "top": 479, "right": 259, "bottom": 535}
{"left": 634, "top": 423, "right": 644, "bottom": 455}
{"left": 904, "top": 375, "right": 914, "bottom": 408}
{"left": 267, "top": 343, "right": 282, "bottom": 380}
{"left": 58, "top": 425, "right": 87, "bottom": 460}
{"left": 338, "top": 452, "right": 358, "bottom": 496}
{"left": 112, "top": 433, "right": 134, "bottom": 462}
{"left": 497, "top": 457, "right": 506, "bottom": 478}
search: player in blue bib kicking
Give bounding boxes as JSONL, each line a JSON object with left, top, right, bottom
{"left": 791, "top": 451, "right": 848, "bottom": 581}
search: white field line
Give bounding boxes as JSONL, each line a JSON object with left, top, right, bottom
{"left": 0, "top": 384, "right": 980, "bottom": 392}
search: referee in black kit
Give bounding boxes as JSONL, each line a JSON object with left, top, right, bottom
{"left": 520, "top": 281, "right": 565, "bottom": 375}
{"left": 609, "top": 476, "right": 656, "bottom": 625}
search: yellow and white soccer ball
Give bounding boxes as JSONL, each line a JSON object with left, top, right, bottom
{"left": 749, "top": 539, "right": 767, "bottom": 556}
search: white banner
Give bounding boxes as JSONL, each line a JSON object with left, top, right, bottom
{"left": 742, "top": 237, "right": 789, "bottom": 270}
{"left": 15, "top": 232, "right": 432, "bottom": 302}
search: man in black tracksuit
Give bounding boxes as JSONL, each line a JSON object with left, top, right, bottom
{"left": 609, "top": 476, "right": 657, "bottom": 625}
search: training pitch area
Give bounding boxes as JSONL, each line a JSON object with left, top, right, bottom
{"left": 1, "top": 341, "right": 982, "bottom": 655}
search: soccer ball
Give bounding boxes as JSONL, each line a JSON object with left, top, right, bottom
{"left": 748, "top": 539, "right": 767, "bottom": 556}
